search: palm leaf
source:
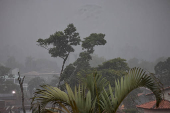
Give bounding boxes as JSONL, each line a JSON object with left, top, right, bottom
{"left": 78, "top": 72, "right": 109, "bottom": 99}
{"left": 31, "top": 83, "right": 95, "bottom": 113}
{"left": 100, "top": 67, "right": 163, "bottom": 113}
{"left": 31, "top": 68, "right": 163, "bottom": 113}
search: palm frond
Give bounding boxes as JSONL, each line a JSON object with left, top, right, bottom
{"left": 78, "top": 72, "right": 109, "bottom": 99}
{"left": 100, "top": 67, "right": 163, "bottom": 113}
{"left": 31, "top": 83, "right": 95, "bottom": 113}
{"left": 31, "top": 68, "right": 163, "bottom": 113}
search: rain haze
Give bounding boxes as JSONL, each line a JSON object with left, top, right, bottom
{"left": 1, "top": 0, "right": 170, "bottom": 112}
{"left": 0, "top": 0, "right": 170, "bottom": 64}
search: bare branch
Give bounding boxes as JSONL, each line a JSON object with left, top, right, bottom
{"left": 18, "top": 72, "right": 26, "bottom": 113}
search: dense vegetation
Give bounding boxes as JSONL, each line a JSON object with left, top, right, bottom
{"left": 0, "top": 24, "right": 168, "bottom": 113}
{"left": 29, "top": 24, "right": 164, "bottom": 113}
{"left": 31, "top": 68, "right": 163, "bottom": 113}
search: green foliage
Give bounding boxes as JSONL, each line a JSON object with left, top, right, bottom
{"left": 31, "top": 72, "right": 109, "bottom": 113}
{"left": 37, "top": 24, "right": 107, "bottom": 88}
{"left": 155, "top": 57, "right": 170, "bottom": 86}
{"left": 37, "top": 24, "right": 81, "bottom": 59}
{"left": 60, "top": 64, "right": 75, "bottom": 81}
{"left": 61, "top": 33, "right": 106, "bottom": 87}
{"left": 82, "top": 33, "right": 106, "bottom": 53}
{"left": 95, "top": 58, "right": 129, "bottom": 86}
{"left": 74, "top": 51, "right": 92, "bottom": 68}
{"left": 31, "top": 68, "right": 163, "bottom": 113}
{"left": 99, "top": 68, "right": 162, "bottom": 113}
{"left": 97, "top": 57, "right": 129, "bottom": 71}
{"left": 97, "top": 58, "right": 142, "bottom": 110}
{"left": 97, "top": 69, "right": 126, "bottom": 86}
{"left": 37, "top": 24, "right": 82, "bottom": 88}
{"left": 79, "top": 72, "right": 109, "bottom": 100}
{"left": 62, "top": 58, "right": 129, "bottom": 88}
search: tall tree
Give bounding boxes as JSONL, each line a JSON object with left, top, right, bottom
{"left": 82, "top": 33, "right": 106, "bottom": 53}
{"left": 60, "top": 33, "right": 106, "bottom": 87}
{"left": 97, "top": 57, "right": 129, "bottom": 71}
{"left": 96, "top": 57, "right": 129, "bottom": 87}
{"left": 37, "top": 24, "right": 81, "bottom": 88}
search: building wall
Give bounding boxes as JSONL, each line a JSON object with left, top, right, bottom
{"left": 163, "top": 90, "right": 170, "bottom": 101}
{"left": 144, "top": 109, "right": 170, "bottom": 113}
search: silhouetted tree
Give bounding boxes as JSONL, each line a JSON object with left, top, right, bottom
{"left": 60, "top": 33, "right": 106, "bottom": 87}
{"left": 37, "top": 24, "right": 81, "bottom": 88}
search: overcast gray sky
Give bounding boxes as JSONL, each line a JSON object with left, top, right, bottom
{"left": 0, "top": 0, "right": 170, "bottom": 64}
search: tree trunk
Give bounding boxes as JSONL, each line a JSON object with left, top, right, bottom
{"left": 18, "top": 72, "right": 26, "bottom": 113}
{"left": 58, "top": 53, "right": 70, "bottom": 88}
{"left": 57, "top": 53, "right": 70, "bottom": 113}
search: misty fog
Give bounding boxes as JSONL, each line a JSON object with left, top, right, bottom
{"left": 0, "top": 0, "right": 170, "bottom": 70}
{"left": 1, "top": 0, "right": 170, "bottom": 112}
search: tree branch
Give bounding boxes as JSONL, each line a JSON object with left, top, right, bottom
{"left": 36, "top": 44, "right": 50, "bottom": 50}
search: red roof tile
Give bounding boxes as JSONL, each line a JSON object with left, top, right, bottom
{"left": 136, "top": 100, "right": 170, "bottom": 109}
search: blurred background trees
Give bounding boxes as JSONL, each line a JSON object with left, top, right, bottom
{"left": 155, "top": 57, "right": 170, "bottom": 87}
{"left": 28, "top": 77, "right": 45, "bottom": 97}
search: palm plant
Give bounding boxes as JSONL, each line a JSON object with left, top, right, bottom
{"left": 31, "top": 68, "right": 163, "bottom": 113}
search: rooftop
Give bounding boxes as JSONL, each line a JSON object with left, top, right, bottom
{"left": 145, "top": 86, "right": 170, "bottom": 96}
{"left": 136, "top": 100, "right": 170, "bottom": 109}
